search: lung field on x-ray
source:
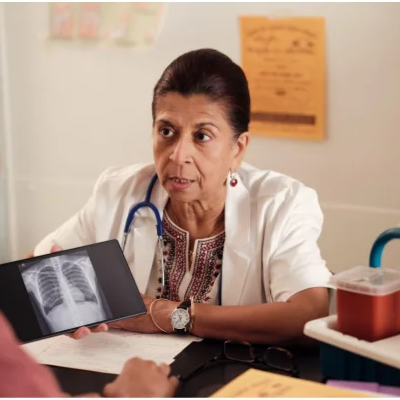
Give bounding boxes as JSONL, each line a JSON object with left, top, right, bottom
{"left": 19, "top": 250, "right": 112, "bottom": 335}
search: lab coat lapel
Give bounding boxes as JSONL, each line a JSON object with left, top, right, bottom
{"left": 126, "top": 179, "right": 169, "bottom": 293}
{"left": 222, "top": 173, "right": 251, "bottom": 305}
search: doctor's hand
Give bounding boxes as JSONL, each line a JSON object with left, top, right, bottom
{"left": 67, "top": 324, "right": 109, "bottom": 340}
{"left": 49, "top": 244, "right": 109, "bottom": 340}
{"left": 69, "top": 294, "right": 170, "bottom": 340}
{"left": 108, "top": 294, "right": 179, "bottom": 334}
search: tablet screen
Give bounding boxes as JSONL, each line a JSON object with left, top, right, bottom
{"left": 0, "top": 240, "right": 146, "bottom": 343}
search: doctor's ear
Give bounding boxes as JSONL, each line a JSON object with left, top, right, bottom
{"left": 232, "top": 132, "right": 249, "bottom": 165}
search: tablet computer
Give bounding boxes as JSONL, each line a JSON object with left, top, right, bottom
{"left": 0, "top": 240, "right": 146, "bottom": 343}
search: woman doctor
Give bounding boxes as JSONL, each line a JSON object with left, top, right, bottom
{"left": 33, "top": 49, "right": 332, "bottom": 344}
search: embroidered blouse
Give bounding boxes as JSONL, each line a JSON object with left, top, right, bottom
{"left": 146, "top": 212, "right": 225, "bottom": 305}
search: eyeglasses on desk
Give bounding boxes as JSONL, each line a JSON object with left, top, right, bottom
{"left": 177, "top": 340, "right": 299, "bottom": 383}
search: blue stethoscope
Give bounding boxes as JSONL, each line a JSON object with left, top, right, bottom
{"left": 122, "top": 173, "right": 222, "bottom": 305}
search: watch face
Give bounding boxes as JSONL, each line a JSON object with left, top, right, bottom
{"left": 171, "top": 308, "right": 190, "bottom": 330}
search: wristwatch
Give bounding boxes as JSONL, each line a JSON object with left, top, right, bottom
{"left": 170, "top": 299, "right": 192, "bottom": 334}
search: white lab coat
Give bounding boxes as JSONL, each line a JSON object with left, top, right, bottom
{"left": 34, "top": 162, "right": 332, "bottom": 306}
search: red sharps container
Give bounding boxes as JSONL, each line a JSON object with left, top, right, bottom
{"left": 331, "top": 266, "right": 400, "bottom": 342}
{"left": 331, "top": 228, "right": 400, "bottom": 342}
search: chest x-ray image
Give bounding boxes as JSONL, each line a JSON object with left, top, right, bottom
{"left": 19, "top": 250, "right": 112, "bottom": 335}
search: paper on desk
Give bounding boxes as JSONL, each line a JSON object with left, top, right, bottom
{"left": 210, "top": 369, "right": 376, "bottom": 398}
{"left": 22, "top": 336, "right": 61, "bottom": 359}
{"left": 22, "top": 329, "right": 201, "bottom": 375}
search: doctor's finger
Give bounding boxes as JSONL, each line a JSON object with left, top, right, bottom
{"left": 50, "top": 244, "right": 63, "bottom": 253}
{"left": 67, "top": 327, "right": 91, "bottom": 340}
{"left": 90, "top": 323, "right": 108, "bottom": 333}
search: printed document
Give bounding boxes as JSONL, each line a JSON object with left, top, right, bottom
{"left": 22, "top": 329, "right": 201, "bottom": 374}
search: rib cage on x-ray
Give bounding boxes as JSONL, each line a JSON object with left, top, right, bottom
{"left": 38, "top": 265, "right": 64, "bottom": 315}
{"left": 20, "top": 252, "right": 108, "bottom": 334}
{"left": 37, "top": 261, "right": 98, "bottom": 315}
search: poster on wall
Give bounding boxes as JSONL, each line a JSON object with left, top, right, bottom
{"left": 78, "top": 3, "right": 101, "bottom": 40}
{"left": 48, "top": 2, "right": 167, "bottom": 49}
{"left": 239, "top": 16, "right": 326, "bottom": 141}
{"left": 101, "top": 2, "right": 166, "bottom": 46}
{"left": 49, "top": 3, "right": 75, "bottom": 39}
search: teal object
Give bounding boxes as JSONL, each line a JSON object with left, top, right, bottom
{"left": 320, "top": 343, "right": 400, "bottom": 386}
{"left": 369, "top": 228, "right": 400, "bottom": 268}
{"left": 319, "top": 228, "right": 400, "bottom": 384}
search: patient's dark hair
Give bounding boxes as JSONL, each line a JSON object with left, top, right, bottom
{"left": 152, "top": 48, "right": 250, "bottom": 139}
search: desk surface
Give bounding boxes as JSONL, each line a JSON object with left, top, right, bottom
{"left": 50, "top": 340, "right": 322, "bottom": 397}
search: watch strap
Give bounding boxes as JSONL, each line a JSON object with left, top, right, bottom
{"left": 177, "top": 299, "right": 191, "bottom": 310}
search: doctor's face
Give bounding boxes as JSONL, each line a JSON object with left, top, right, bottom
{"left": 152, "top": 93, "right": 248, "bottom": 203}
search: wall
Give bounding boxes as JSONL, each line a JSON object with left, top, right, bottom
{"left": 3, "top": 2, "right": 400, "bottom": 272}
{"left": 0, "top": 3, "right": 12, "bottom": 262}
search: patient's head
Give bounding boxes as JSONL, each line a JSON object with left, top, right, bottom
{"left": 151, "top": 49, "right": 250, "bottom": 204}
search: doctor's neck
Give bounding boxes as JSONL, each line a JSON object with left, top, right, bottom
{"left": 166, "top": 193, "right": 226, "bottom": 239}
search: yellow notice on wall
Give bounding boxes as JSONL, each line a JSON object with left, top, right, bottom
{"left": 239, "top": 16, "right": 326, "bottom": 141}
{"left": 210, "top": 369, "right": 375, "bottom": 398}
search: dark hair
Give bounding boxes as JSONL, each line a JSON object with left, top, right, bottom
{"left": 152, "top": 49, "right": 250, "bottom": 139}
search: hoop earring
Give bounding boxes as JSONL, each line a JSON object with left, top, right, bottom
{"left": 229, "top": 171, "right": 238, "bottom": 187}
